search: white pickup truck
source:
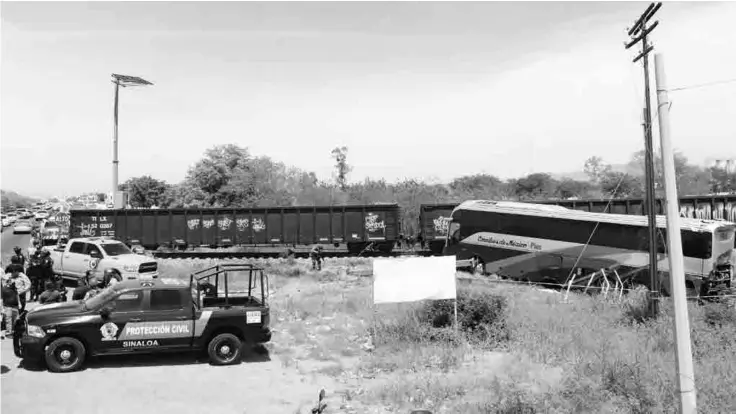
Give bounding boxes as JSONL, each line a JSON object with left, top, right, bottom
{"left": 49, "top": 237, "right": 159, "bottom": 282}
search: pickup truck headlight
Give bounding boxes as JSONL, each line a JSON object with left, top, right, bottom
{"left": 27, "top": 325, "right": 46, "bottom": 338}
{"left": 122, "top": 264, "right": 138, "bottom": 272}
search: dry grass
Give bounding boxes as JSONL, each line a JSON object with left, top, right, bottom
{"left": 157, "top": 257, "right": 736, "bottom": 413}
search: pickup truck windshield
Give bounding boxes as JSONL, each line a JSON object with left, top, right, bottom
{"left": 84, "top": 284, "right": 126, "bottom": 309}
{"left": 101, "top": 243, "right": 132, "bottom": 256}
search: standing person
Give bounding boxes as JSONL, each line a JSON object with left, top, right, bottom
{"left": 1, "top": 279, "right": 20, "bottom": 339}
{"left": 39, "top": 250, "right": 55, "bottom": 286}
{"left": 310, "top": 245, "right": 324, "bottom": 271}
{"left": 12, "top": 246, "right": 27, "bottom": 271}
{"left": 27, "top": 248, "right": 44, "bottom": 301}
{"left": 3, "top": 266, "right": 31, "bottom": 313}
{"left": 4, "top": 256, "right": 22, "bottom": 275}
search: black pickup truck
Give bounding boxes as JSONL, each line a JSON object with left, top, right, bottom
{"left": 13, "top": 263, "right": 272, "bottom": 372}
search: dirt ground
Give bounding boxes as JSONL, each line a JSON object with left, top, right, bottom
{"left": 0, "top": 304, "right": 343, "bottom": 414}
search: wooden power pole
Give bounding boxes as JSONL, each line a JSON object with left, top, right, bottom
{"left": 625, "top": 2, "right": 662, "bottom": 317}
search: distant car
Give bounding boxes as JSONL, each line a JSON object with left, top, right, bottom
{"left": 13, "top": 220, "right": 33, "bottom": 234}
{"left": 6, "top": 213, "right": 18, "bottom": 224}
{"left": 35, "top": 211, "right": 49, "bottom": 220}
{"left": 1, "top": 215, "right": 9, "bottom": 227}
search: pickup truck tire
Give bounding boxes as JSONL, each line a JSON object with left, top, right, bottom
{"left": 45, "top": 337, "right": 86, "bottom": 373}
{"left": 207, "top": 333, "right": 242, "bottom": 366}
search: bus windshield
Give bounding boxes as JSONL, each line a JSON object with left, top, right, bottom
{"left": 446, "top": 221, "right": 461, "bottom": 247}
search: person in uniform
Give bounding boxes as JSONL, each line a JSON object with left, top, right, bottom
{"left": 310, "top": 245, "right": 324, "bottom": 271}
{"left": 12, "top": 246, "right": 27, "bottom": 271}
{"left": 39, "top": 250, "right": 55, "bottom": 285}
{"left": 26, "top": 248, "right": 44, "bottom": 302}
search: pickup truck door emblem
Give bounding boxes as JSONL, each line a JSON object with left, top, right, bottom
{"left": 100, "top": 322, "right": 119, "bottom": 341}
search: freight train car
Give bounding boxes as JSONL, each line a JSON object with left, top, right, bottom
{"left": 68, "top": 204, "right": 401, "bottom": 255}
{"left": 419, "top": 203, "right": 458, "bottom": 255}
{"left": 419, "top": 195, "right": 736, "bottom": 255}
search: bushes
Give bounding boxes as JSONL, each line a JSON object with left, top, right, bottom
{"left": 372, "top": 286, "right": 511, "bottom": 348}
{"left": 422, "top": 288, "right": 510, "bottom": 344}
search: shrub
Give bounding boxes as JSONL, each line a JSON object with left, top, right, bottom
{"left": 422, "top": 287, "right": 510, "bottom": 344}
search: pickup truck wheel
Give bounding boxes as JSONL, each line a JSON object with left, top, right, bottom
{"left": 45, "top": 337, "right": 86, "bottom": 373}
{"left": 207, "top": 333, "right": 242, "bottom": 366}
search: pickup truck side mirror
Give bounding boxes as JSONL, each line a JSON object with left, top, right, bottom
{"left": 89, "top": 250, "right": 102, "bottom": 259}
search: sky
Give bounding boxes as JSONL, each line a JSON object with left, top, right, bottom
{"left": 1, "top": 1, "right": 735, "bottom": 198}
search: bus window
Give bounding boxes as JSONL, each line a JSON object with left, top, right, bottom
{"left": 715, "top": 228, "right": 735, "bottom": 244}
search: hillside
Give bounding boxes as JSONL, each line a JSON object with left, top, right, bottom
{"left": 1, "top": 189, "right": 39, "bottom": 209}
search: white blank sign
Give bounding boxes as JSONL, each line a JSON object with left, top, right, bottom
{"left": 372, "top": 256, "right": 457, "bottom": 305}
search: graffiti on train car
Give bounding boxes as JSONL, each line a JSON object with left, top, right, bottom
{"left": 187, "top": 219, "right": 200, "bottom": 230}
{"left": 433, "top": 216, "right": 450, "bottom": 236}
{"left": 203, "top": 219, "right": 215, "bottom": 229}
{"left": 218, "top": 217, "right": 232, "bottom": 231}
{"left": 236, "top": 218, "right": 249, "bottom": 231}
{"left": 365, "top": 213, "right": 386, "bottom": 232}
{"left": 252, "top": 218, "right": 266, "bottom": 232}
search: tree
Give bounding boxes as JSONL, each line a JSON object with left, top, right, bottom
{"left": 331, "top": 146, "right": 352, "bottom": 191}
{"left": 120, "top": 176, "right": 171, "bottom": 208}
{"left": 555, "top": 179, "right": 594, "bottom": 199}
{"left": 600, "top": 171, "right": 643, "bottom": 198}
{"left": 513, "top": 173, "right": 559, "bottom": 201}
{"left": 626, "top": 149, "right": 710, "bottom": 196}
{"left": 183, "top": 144, "right": 257, "bottom": 207}
{"left": 709, "top": 167, "right": 736, "bottom": 194}
{"left": 583, "top": 156, "right": 612, "bottom": 184}
{"left": 448, "top": 174, "right": 509, "bottom": 200}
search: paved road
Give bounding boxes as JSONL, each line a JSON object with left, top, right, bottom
{"left": 1, "top": 227, "right": 31, "bottom": 266}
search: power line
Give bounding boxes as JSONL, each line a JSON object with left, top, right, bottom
{"left": 668, "top": 77, "right": 736, "bottom": 92}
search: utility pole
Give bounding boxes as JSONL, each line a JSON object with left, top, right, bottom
{"left": 110, "top": 73, "right": 154, "bottom": 208}
{"left": 654, "top": 52, "right": 697, "bottom": 414}
{"left": 625, "top": 2, "right": 662, "bottom": 317}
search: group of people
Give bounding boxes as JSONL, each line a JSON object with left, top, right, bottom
{"left": 1, "top": 242, "right": 123, "bottom": 338}
{"left": 1, "top": 245, "right": 67, "bottom": 338}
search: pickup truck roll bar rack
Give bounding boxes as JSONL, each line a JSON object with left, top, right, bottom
{"left": 190, "top": 263, "right": 269, "bottom": 309}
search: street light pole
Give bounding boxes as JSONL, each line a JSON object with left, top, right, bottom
{"left": 113, "top": 79, "right": 120, "bottom": 195}
{"left": 110, "top": 73, "right": 154, "bottom": 207}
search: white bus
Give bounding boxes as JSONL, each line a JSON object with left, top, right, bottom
{"left": 443, "top": 200, "right": 735, "bottom": 296}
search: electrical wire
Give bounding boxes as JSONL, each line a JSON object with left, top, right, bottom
{"left": 562, "top": 104, "right": 665, "bottom": 285}
{"left": 667, "top": 77, "right": 736, "bottom": 93}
